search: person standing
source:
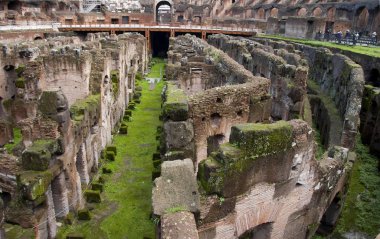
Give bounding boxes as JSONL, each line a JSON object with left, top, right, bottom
{"left": 372, "top": 31, "right": 378, "bottom": 45}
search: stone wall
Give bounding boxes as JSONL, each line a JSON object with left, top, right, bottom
{"left": 255, "top": 38, "right": 365, "bottom": 150}
{"left": 0, "top": 32, "right": 147, "bottom": 237}
{"left": 208, "top": 34, "right": 308, "bottom": 121}
{"left": 197, "top": 120, "right": 353, "bottom": 239}
{"left": 164, "top": 34, "right": 270, "bottom": 164}
{"left": 156, "top": 34, "right": 358, "bottom": 239}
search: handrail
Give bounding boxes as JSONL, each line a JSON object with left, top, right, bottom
{"left": 57, "top": 23, "right": 256, "bottom": 32}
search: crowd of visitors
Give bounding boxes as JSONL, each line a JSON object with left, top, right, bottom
{"left": 315, "top": 29, "right": 378, "bottom": 46}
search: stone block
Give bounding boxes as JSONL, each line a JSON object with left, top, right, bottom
{"left": 22, "top": 139, "right": 60, "bottom": 171}
{"left": 77, "top": 209, "right": 91, "bottom": 220}
{"left": 161, "top": 211, "right": 199, "bottom": 239}
{"left": 84, "top": 190, "right": 101, "bottom": 203}
{"left": 91, "top": 183, "right": 104, "bottom": 192}
{"left": 66, "top": 233, "right": 85, "bottom": 239}
{"left": 18, "top": 170, "right": 53, "bottom": 201}
{"left": 152, "top": 159, "right": 199, "bottom": 215}
{"left": 106, "top": 146, "right": 117, "bottom": 155}
{"left": 106, "top": 151, "right": 115, "bottom": 161}
{"left": 163, "top": 84, "right": 189, "bottom": 121}
{"left": 119, "top": 125, "right": 128, "bottom": 134}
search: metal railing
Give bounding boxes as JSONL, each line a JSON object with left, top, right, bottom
{"left": 58, "top": 23, "right": 256, "bottom": 33}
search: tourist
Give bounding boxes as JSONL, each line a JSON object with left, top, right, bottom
{"left": 337, "top": 31, "right": 342, "bottom": 44}
{"left": 352, "top": 32, "right": 357, "bottom": 46}
{"left": 345, "top": 29, "right": 351, "bottom": 44}
{"left": 372, "top": 32, "right": 378, "bottom": 45}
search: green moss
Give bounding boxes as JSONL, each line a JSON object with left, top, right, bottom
{"left": 257, "top": 34, "right": 380, "bottom": 58}
{"left": 200, "top": 121, "right": 293, "bottom": 195}
{"left": 70, "top": 94, "right": 100, "bottom": 122}
{"left": 15, "top": 64, "right": 25, "bottom": 75}
{"left": 165, "top": 205, "right": 186, "bottom": 214}
{"left": 64, "top": 212, "right": 75, "bottom": 225}
{"left": 4, "top": 223, "right": 34, "bottom": 239}
{"left": 163, "top": 83, "right": 188, "bottom": 121}
{"left": 334, "top": 136, "right": 380, "bottom": 237}
{"left": 106, "top": 151, "right": 115, "bottom": 161}
{"left": 135, "top": 72, "right": 143, "bottom": 81}
{"left": 17, "top": 170, "right": 53, "bottom": 201}
{"left": 4, "top": 128, "right": 22, "bottom": 154}
{"left": 84, "top": 190, "right": 101, "bottom": 203}
{"left": 92, "top": 182, "right": 104, "bottom": 192}
{"left": 102, "top": 167, "right": 112, "bottom": 174}
{"left": 361, "top": 85, "right": 380, "bottom": 112}
{"left": 230, "top": 121, "right": 293, "bottom": 157}
{"left": 78, "top": 209, "right": 91, "bottom": 220}
{"left": 106, "top": 146, "right": 117, "bottom": 155}
{"left": 66, "top": 233, "right": 85, "bottom": 239}
{"left": 58, "top": 59, "right": 165, "bottom": 239}
{"left": 119, "top": 125, "right": 128, "bottom": 134}
{"left": 15, "top": 77, "right": 25, "bottom": 88}
{"left": 135, "top": 86, "right": 142, "bottom": 91}
{"left": 125, "top": 110, "right": 132, "bottom": 117}
{"left": 2, "top": 98, "right": 13, "bottom": 110}
{"left": 22, "top": 139, "right": 59, "bottom": 171}
{"left": 128, "top": 102, "right": 136, "bottom": 110}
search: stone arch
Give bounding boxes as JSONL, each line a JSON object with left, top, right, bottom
{"left": 356, "top": 7, "right": 369, "bottom": 31}
{"left": 298, "top": 8, "right": 307, "bottom": 17}
{"left": 312, "top": 7, "right": 322, "bottom": 17}
{"left": 326, "top": 7, "right": 336, "bottom": 22}
{"left": 155, "top": 0, "right": 173, "bottom": 23}
{"left": 238, "top": 222, "right": 274, "bottom": 239}
{"left": 256, "top": 8, "right": 265, "bottom": 20}
{"left": 34, "top": 35, "right": 43, "bottom": 41}
{"left": 270, "top": 8, "right": 279, "bottom": 18}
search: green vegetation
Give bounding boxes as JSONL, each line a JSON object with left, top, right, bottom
{"left": 15, "top": 77, "right": 25, "bottom": 88}
{"left": 22, "top": 139, "right": 60, "bottom": 171}
{"left": 4, "top": 128, "right": 22, "bottom": 154}
{"left": 257, "top": 34, "right": 380, "bottom": 58}
{"left": 313, "top": 122, "right": 325, "bottom": 160}
{"left": 70, "top": 94, "right": 100, "bottom": 122}
{"left": 334, "top": 137, "right": 380, "bottom": 238}
{"left": 58, "top": 59, "right": 165, "bottom": 239}
{"left": 111, "top": 70, "right": 120, "bottom": 99}
{"left": 200, "top": 121, "right": 293, "bottom": 195}
{"left": 163, "top": 83, "right": 189, "bottom": 121}
{"left": 165, "top": 205, "right": 186, "bottom": 214}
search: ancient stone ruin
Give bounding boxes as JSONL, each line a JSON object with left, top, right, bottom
{"left": 152, "top": 34, "right": 364, "bottom": 239}
{"left": 0, "top": 32, "right": 147, "bottom": 237}
{"left": 0, "top": 0, "right": 379, "bottom": 239}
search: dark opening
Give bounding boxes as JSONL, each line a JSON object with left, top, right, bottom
{"left": 34, "top": 36, "right": 42, "bottom": 41}
{"left": 0, "top": 191, "right": 11, "bottom": 208}
{"left": 216, "top": 97, "right": 223, "bottom": 103}
{"left": 316, "top": 193, "right": 343, "bottom": 236}
{"left": 122, "top": 16, "right": 130, "bottom": 24}
{"left": 3, "top": 65, "right": 15, "bottom": 71}
{"left": 151, "top": 31, "right": 170, "bottom": 57}
{"left": 239, "top": 222, "right": 273, "bottom": 239}
{"left": 207, "top": 134, "right": 225, "bottom": 156}
{"left": 156, "top": 1, "right": 172, "bottom": 24}
{"left": 111, "top": 18, "right": 119, "bottom": 24}
{"left": 210, "top": 113, "right": 222, "bottom": 128}
{"left": 237, "top": 110, "right": 243, "bottom": 117}
{"left": 368, "top": 69, "right": 380, "bottom": 87}
{"left": 8, "top": 1, "right": 20, "bottom": 11}
{"left": 177, "top": 15, "right": 184, "bottom": 22}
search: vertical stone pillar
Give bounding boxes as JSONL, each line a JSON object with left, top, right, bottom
{"left": 45, "top": 185, "right": 57, "bottom": 239}
{"left": 76, "top": 143, "right": 90, "bottom": 185}
{"left": 75, "top": 172, "right": 84, "bottom": 209}
{"left": 52, "top": 172, "right": 69, "bottom": 218}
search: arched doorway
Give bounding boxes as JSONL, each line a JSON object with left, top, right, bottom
{"left": 270, "top": 8, "right": 279, "bottom": 18}
{"left": 356, "top": 7, "right": 369, "bottom": 32}
{"left": 156, "top": 1, "right": 172, "bottom": 24}
{"left": 368, "top": 69, "right": 380, "bottom": 87}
